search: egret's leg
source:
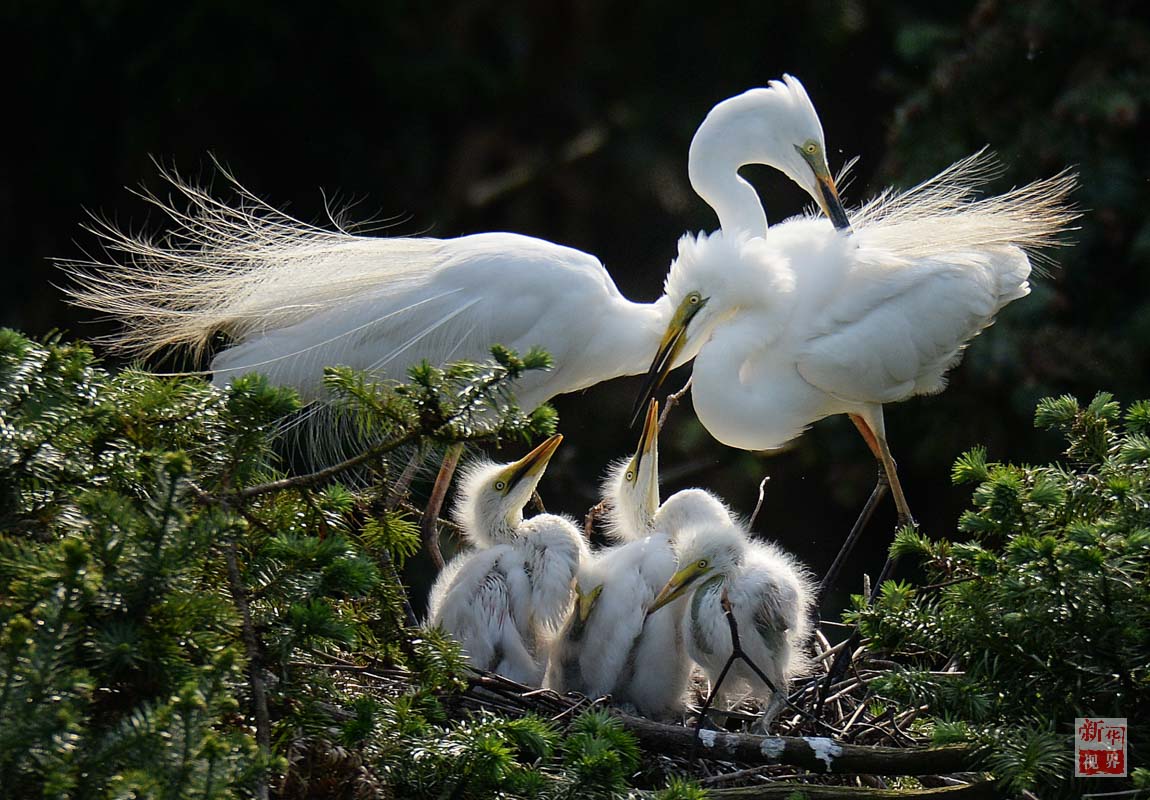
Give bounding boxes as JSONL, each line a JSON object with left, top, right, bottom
{"left": 421, "top": 442, "right": 464, "bottom": 570}
{"left": 854, "top": 407, "right": 915, "bottom": 600}
{"left": 859, "top": 407, "right": 914, "bottom": 528}
{"left": 817, "top": 462, "right": 887, "bottom": 603}
{"left": 817, "top": 414, "right": 892, "bottom": 605}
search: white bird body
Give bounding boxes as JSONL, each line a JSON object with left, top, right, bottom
{"left": 64, "top": 76, "right": 845, "bottom": 417}
{"left": 687, "top": 210, "right": 1036, "bottom": 450}
{"left": 428, "top": 514, "right": 586, "bottom": 684}
{"left": 648, "top": 522, "right": 815, "bottom": 726}
{"left": 209, "top": 232, "right": 673, "bottom": 404}
{"left": 546, "top": 404, "right": 736, "bottom": 716}
{"left": 426, "top": 435, "right": 588, "bottom": 684}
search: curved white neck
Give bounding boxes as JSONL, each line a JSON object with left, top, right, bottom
{"left": 689, "top": 313, "right": 832, "bottom": 451}
{"left": 688, "top": 151, "right": 768, "bottom": 238}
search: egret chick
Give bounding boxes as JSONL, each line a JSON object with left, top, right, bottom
{"left": 547, "top": 402, "right": 732, "bottom": 716}
{"left": 427, "top": 435, "right": 587, "bottom": 684}
{"left": 648, "top": 521, "right": 814, "bottom": 730}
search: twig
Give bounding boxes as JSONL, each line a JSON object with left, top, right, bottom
{"left": 657, "top": 377, "right": 693, "bottom": 432}
{"left": 748, "top": 476, "right": 771, "bottom": 530}
{"left": 420, "top": 443, "right": 463, "bottom": 570}
{"left": 224, "top": 542, "right": 271, "bottom": 800}
{"left": 584, "top": 499, "right": 608, "bottom": 540}
{"left": 237, "top": 429, "right": 421, "bottom": 499}
{"left": 692, "top": 589, "right": 840, "bottom": 754}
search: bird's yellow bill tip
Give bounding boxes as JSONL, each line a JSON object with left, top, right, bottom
{"left": 647, "top": 562, "right": 702, "bottom": 615}
{"left": 505, "top": 434, "right": 564, "bottom": 489}
{"left": 635, "top": 399, "right": 659, "bottom": 458}
{"left": 577, "top": 584, "right": 603, "bottom": 623}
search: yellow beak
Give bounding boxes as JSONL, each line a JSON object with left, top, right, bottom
{"left": 815, "top": 171, "right": 851, "bottom": 232}
{"left": 631, "top": 399, "right": 659, "bottom": 473}
{"left": 647, "top": 561, "right": 709, "bottom": 615}
{"left": 577, "top": 584, "right": 603, "bottom": 623}
{"left": 502, "top": 433, "right": 564, "bottom": 492}
{"left": 630, "top": 296, "right": 707, "bottom": 427}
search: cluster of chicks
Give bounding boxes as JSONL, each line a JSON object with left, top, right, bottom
{"left": 426, "top": 402, "right": 813, "bottom": 728}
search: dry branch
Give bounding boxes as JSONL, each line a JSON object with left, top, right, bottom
{"left": 617, "top": 714, "right": 978, "bottom": 776}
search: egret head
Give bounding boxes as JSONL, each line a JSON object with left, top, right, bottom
{"left": 453, "top": 434, "right": 564, "bottom": 546}
{"left": 604, "top": 399, "right": 662, "bottom": 540}
{"left": 647, "top": 522, "right": 746, "bottom": 614}
{"left": 633, "top": 229, "right": 795, "bottom": 424}
{"left": 689, "top": 74, "right": 850, "bottom": 232}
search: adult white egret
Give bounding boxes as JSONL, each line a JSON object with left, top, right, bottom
{"left": 62, "top": 76, "right": 846, "bottom": 560}
{"left": 546, "top": 401, "right": 735, "bottom": 716}
{"left": 426, "top": 434, "right": 587, "bottom": 684}
{"left": 647, "top": 520, "right": 815, "bottom": 729}
{"left": 633, "top": 154, "right": 1078, "bottom": 533}
{"left": 62, "top": 76, "right": 845, "bottom": 407}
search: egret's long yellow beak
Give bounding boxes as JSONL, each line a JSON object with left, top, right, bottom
{"left": 647, "top": 561, "right": 710, "bottom": 615}
{"left": 630, "top": 295, "right": 707, "bottom": 427}
{"left": 631, "top": 399, "right": 659, "bottom": 474}
{"left": 577, "top": 584, "right": 603, "bottom": 623}
{"left": 815, "top": 171, "right": 851, "bottom": 232}
{"left": 501, "top": 434, "right": 563, "bottom": 492}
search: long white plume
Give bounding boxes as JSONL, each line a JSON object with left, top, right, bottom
{"left": 61, "top": 164, "right": 442, "bottom": 359}
{"left": 848, "top": 150, "right": 1079, "bottom": 269}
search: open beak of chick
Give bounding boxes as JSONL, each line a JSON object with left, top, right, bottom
{"left": 499, "top": 433, "right": 564, "bottom": 494}
{"left": 631, "top": 399, "right": 659, "bottom": 475}
{"left": 630, "top": 294, "right": 707, "bottom": 426}
{"left": 647, "top": 559, "right": 711, "bottom": 615}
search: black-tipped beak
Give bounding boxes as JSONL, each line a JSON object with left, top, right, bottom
{"left": 816, "top": 173, "right": 851, "bottom": 232}
{"left": 630, "top": 327, "right": 685, "bottom": 428}
{"left": 630, "top": 294, "right": 706, "bottom": 427}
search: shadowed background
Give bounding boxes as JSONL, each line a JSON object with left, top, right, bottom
{"left": 4, "top": 0, "right": 1148, "bottom": 612}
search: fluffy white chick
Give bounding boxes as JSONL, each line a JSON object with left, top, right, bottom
{"left": 647, "top": 520, "right": 814, "bottom": 729}
{"left": 427, "top": 435, "right": 587, "bottom": 684}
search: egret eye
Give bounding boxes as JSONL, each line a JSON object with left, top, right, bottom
{"left": 804, "top": 142, "right": 818, "bottom": 156}
{"left": 688, "top": 292, "right": 701, "bottom": 304}
{"left": 697, "top": 559, "right": 708, "bottom": 569}
{"left": 494, "top": 480, "right": 507, "bottom": 491}
{"left": 625, "top": 470, "right": 635, "bottom": 482}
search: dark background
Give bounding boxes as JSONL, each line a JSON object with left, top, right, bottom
{"left": 4, "top": 0, "right": 1149, "bottom": 612}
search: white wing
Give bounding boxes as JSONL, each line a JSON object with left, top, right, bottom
{"left": 427, "top": 545, "right": 521, "bottom": 672}
{"left": 795, "top": 244, "right": 1030, "bottom": 404}
{"left": 517, "top": 514, "right": 586, "bottom": 631}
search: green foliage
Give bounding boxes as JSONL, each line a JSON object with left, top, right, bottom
{"left": 1, "top": 330, "right": 594, "bottom": 798}
{"left": 850, "top": 392, "right": 1149, "bottom": 797}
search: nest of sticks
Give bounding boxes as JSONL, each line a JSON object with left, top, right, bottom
{"left": 297, "top": 618, "right": 992, "bottom": 799}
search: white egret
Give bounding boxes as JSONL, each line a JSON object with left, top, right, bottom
{"left": 62, "top": 76, "right": 846, "bottom": 557}
{"left": 546, "top": 401, "right": 735, "bottom": 716}
{"left": 63, "top": 76, "right": 845, "bottom": 408}
{"left": 647, "top": 520, "right": 815, "bottom": 729}
{"left": 633, "top": 153, "right": 1078, "bottom": 535}
{"left": 426, "top": 434, "right": 588, "bottom": 684}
